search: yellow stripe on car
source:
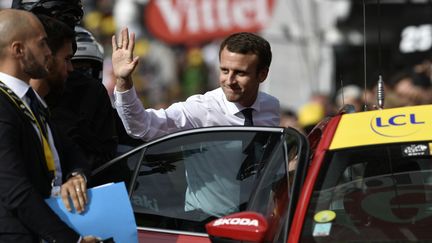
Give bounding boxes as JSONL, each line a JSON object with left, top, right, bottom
{"left": 330, "top": 105, "right": 432, "bottom": 150}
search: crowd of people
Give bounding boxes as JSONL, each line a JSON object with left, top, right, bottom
{"left": 282, "top": 59, "right": 432, "bottom": 135}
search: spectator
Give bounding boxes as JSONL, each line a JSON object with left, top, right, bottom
{"left": 388, "top": 69, "right": 432, "bottom": 106}
{"left": 298, "top": 102, "right": 325, "bottom": 134}
{"left": 280, "top": 108, "right": 304, "bottom": 134}
{"left": 335, "top": 84, "right": 364, "bottom": 112}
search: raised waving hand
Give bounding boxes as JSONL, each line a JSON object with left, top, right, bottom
{"left": 112, "top": 27, "right": 140, "bottom": 91}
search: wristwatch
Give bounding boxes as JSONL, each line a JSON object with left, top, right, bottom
{"left": 70, "top": 171, "right": 87, "bottom": 183}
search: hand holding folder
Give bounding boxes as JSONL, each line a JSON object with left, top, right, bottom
{"left": 45, "top": 182, "right": 138, "bottom": 243}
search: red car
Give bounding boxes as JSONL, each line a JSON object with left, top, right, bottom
{"left": 209, "top": 104, "right": 432, "bottom": 242}
{"left": 95, "top": 104, "right": 432, "bottom": 242}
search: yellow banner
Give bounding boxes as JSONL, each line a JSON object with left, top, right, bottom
{"left": 330, "top": 105, "right": 432, "bottom": 150}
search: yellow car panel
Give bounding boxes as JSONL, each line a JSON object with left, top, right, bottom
{"left": 330, "top": 105, "right": 432, "bottom": 150}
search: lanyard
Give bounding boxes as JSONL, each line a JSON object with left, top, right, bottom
{"left": 0, "top": 81, "right": 56, "bottom": 175}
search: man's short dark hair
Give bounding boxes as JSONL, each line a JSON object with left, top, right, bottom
{"left": 37, "top": 14, "right": 76, "bottom": 55}
{"left": 219, "top": 32, "right": 272, "bottom": 72}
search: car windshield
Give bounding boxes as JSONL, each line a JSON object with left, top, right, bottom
{"left": 301, "top": 142, "right": 432, "bottom": 242}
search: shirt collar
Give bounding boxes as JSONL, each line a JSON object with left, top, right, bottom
{"left": 0, "top": 72, "right": 29, "bottom": 100}
{"left": 0, "top": 72, "right": 47, "bottom": 108}
{"left": 219, "top": 88, "right": 261, "bottom": 116}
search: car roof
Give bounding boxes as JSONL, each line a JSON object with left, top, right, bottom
{"left": 329, "top": 104, "right": 432, "bottom": 150}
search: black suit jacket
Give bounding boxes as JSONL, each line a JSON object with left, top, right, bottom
{"left": 0, "top": 89, "right": 90, "bottom": 242}
{"left": 46, "top": 71, "right": 118, "bottom": 170}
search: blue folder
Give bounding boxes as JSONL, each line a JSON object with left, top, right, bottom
{"left": 45, "top": 182, "right": 138, "bottom": 243}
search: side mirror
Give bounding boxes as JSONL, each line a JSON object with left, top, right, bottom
{"left": 205, "top": 211, "right": 268, "bottom": 243}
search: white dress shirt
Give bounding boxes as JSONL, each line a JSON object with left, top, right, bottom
{"left": 0, "top": 72, "right": 63, "bottom": 186}
{"left": 114, "top": 86, "right": 280, "bottom": 217}
{"left": 114, "top": 86, "right": 280, "bottom": 141}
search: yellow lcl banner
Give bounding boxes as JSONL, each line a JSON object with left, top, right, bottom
{"left": 330, "top": 105, "right": 432, "bottom": 150}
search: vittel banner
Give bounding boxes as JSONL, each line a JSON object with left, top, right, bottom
{"left": 145, "top": 0, "right": 275, "bottom": 44}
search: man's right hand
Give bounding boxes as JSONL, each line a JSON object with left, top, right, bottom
{"left": 111, "top": 27, "right": 139, "bottom": 92}
{"left": 61, "top": 173, "right": 88, "bottom": 214}
{"left": 81, "top": 236, "right": 101, "bottom": 243}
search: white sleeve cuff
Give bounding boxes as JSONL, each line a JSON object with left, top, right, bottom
{"left": 114, "top": 86, "right": 138, "bottom": 105}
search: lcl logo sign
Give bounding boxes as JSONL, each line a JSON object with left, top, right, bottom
{"left": 370, "top": 113, "right": 425, "bottom": 137}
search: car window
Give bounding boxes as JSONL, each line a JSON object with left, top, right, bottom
{"left": 130, "top": 130, "right": 284, "bottom": 233}
{"left": 90, "top": 146, "right": 143, "bottom": 189}
{"left": 301, "top": 142, "right": 432, "bottom": 242}
{"left": 247, "top": 129, "right": 306, "bottom": 243}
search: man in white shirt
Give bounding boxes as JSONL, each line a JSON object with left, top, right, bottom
{"left": 112, "top": 28, "right": 280, "bottom": 217}
{"left": 112, "top": 28, "right": 280, "bottom": 139}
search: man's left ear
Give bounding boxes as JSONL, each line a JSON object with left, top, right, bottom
{"left": 258, "top": 68, "right": 269, "bottom": 83}
{"left": 11, "top": 41, "right": 24, "bottom": 58}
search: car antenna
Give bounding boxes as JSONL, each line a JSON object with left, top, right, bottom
{"left": 362, "top": 0, "right": 368, "bottom": 111}
{"left": 376, "top": 0, "right": 385, "bottom": 110}
{"left": 340, "top": 77, "right": 345, "bottom": 107}
{"left": 337, "top": 75, "right": 356, "bottom": 114}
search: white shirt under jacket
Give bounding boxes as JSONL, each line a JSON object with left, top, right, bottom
{"left": 0, "top": 72, "right": 63, "bottom": 186}
{"left": 114, "top": 86, "right": 281, "bottom": 141}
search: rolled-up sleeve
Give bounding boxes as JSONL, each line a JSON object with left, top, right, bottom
{"left": 114, "top": 87, "right": 198, "bottom": 141}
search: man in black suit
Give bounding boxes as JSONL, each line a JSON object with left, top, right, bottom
{"left": 13, "top": 0, "right": 121, "bottom": 174}
{"left": 0, "top": 9, "right": 97, "bottom": 243}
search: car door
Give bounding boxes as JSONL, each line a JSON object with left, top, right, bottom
{"left": 134, "top": 127, "right": 291, "bottom": 242}
{"left": 94, "top": 126, "right": 295, "bottom": 243}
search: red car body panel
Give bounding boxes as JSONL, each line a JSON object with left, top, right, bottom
{"left": 138, "top": 229, "right": 210, "bottom": 243}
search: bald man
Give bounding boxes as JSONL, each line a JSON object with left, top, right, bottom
{"left": 0, "top": 9, "right": 97, "bottom": 243}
